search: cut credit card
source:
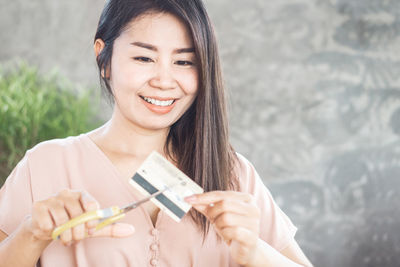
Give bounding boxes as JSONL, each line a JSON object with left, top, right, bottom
{"left": 129, "top": 151, "right": 204, "bottom": 222}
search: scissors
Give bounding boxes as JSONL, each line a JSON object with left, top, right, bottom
{"left": 51, "top": 186, "right": 172, "bottom": 240}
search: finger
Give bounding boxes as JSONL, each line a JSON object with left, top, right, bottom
{"left": 80, "top": 191, "right": 100, "bottom": 229}
{"left": 88, "top": 223, "right": 135, "bottom": 238}
{"left": 213, "top": 212, "right": 259, "bottom": 233}
{"left": 47, "top": 198, "right": 72, "bottom": 245}
{"left": 59, "top": 190, "right": 90, "bottom": 242}
{"left": 206, "top": 199, "right": 259, "bottom": 221}
{"left": 219, "top": 226, "right": 257, "bottom": 248}
{"left": 63, "top": 200, "right": 85, "bottom": 242}
{"left": 33, "top": 202, "right": 54, "bottom": 232}
{"left": 191, "top": 200, "right": 260, "bottom": 230}
{"left": 191, "top": 201, "right": 235, "bottom": 220}
{"left": 191, "top": 204, "right": 209, "bottom": 214}
{"left": 80, "top": 191, "right": 100, "bottom": 211}
{"left": 32, "top": 202, "right": 55, "bottom": 239}
{"left": 185, "top": 191, "right": 253, "bottom": 205}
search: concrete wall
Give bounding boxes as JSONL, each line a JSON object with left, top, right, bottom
{"left": 1, "top": 0, "right": 400, "bottom": 266}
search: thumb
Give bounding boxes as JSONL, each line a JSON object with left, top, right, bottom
{"left": 89, "top": 223, "right": 135, "bottom": 238}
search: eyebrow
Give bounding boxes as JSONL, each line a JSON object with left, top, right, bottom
{"left": 131, "top": 42, "right": 195, "bottom": 54}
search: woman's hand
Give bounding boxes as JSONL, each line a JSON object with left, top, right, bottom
{"left": 185, "top": 191, "right": 261, "bottom": 266}
{"left": 27, "top": 189, "right": 135, "bottom": 246}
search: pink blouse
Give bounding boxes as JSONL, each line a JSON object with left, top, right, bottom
{"left": 0, "top": 134, "right": 296, "bottom": 267}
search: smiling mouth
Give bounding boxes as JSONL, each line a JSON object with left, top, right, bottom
{"left": 140, "top": 96, "right": 175, "bottom": 107}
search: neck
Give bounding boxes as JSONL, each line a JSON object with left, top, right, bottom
{"left": 92, "top": 108, "right": 170, "bottom": 160}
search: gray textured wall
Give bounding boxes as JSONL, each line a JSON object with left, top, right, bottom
{"left": 1, "top": 0, "right": 400, "bottom": 266}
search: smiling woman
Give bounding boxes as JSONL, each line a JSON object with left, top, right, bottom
{"left": 0, "top": 0, "right": 311, "bottom": 267}
{"left": 96, "top": 12, "right": 199, "bottom": 128}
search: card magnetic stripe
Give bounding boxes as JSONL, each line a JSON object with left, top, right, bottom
{"left": 132, "top": 173, "right": 186, "bottom": 219}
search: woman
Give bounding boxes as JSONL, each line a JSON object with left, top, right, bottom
{"left": 0, "top": 0, "right": 312, "bottom": 266}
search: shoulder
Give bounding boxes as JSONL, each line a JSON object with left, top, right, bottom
{"left": 233, "top": 152, "right": 265, "bottom": 194}
{"left": 24, "top": 134, "right": 90, "bottom": 175}
{"left": 234, "top": 152, "right": 255, "bottom": 176}
{"left": 21, "top": 134, "right": 94, "bottom": 200}
{"left": 26, "top": 134, "right": 87, "bottom": 160}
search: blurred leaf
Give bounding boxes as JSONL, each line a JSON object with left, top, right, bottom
{"left": 0, "top": 61, "right": 102, "bottom": 186}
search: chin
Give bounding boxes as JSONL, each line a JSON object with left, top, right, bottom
{"left": 138, "top": 119, "right": 176, "bottom": 131}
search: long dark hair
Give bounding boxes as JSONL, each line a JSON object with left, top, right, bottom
{"left": 94, "top": 0, "right": 238, "bottom": 236}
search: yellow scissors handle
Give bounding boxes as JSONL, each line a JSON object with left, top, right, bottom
{"left": 51, "top": 206, "right": 125, "bottom": 240}
{"left": 95, "top": 212, "right": 125, "bottom": 232}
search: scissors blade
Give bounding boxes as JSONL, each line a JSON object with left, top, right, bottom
{"left": 121, "top": 186, "right": 170, "bottom": 213}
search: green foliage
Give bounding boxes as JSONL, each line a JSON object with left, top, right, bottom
{"left": 0, "top": 62, "right": 102, "bottom": 186}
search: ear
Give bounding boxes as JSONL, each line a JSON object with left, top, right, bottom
{"left": 94, "top": 38, "right": 105, "bottom": 58}
{"left": 94, "top": 39, "right": 109, "bottom": 79}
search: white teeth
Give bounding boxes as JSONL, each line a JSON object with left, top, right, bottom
{"left": 142, "top": 96, "right": 174, "bottom": 106}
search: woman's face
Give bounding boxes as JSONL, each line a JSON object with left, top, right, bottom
{"left": 103, "top": 12, "right": 198, "bottom": 131}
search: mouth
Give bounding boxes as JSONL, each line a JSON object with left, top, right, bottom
{"left": 140, "top": 96, "right": 176, "bottom": 107}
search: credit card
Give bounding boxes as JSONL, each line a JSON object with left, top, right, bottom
{"left": 129, "top": 151, "right": 204, "bottom": 222}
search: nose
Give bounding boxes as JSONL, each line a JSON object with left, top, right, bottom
{"left": 149, "top": 62, "right": 177, "bottom": 90}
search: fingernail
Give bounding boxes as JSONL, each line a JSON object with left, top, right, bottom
{"left": 184, "top": 195, "right": 197, "bottom": 203}
{"left": 114, "top": 225, "right": 135, "bottom": 237}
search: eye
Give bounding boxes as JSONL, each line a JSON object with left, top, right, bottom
{"left": 133, "top": 56, "right": 154, "bottom": 63}
{"left": 175, "top": 60, "right": 194, "bottom": 66}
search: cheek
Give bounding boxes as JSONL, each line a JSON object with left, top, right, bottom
{"left": 110, "top": 58, "right": 130, "bottom": 90}
{"left": 178, "top": 70, "right": 199, "bottom": 95}
{"left": 111, "top": 63, "right": 149, "bottom": 92}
